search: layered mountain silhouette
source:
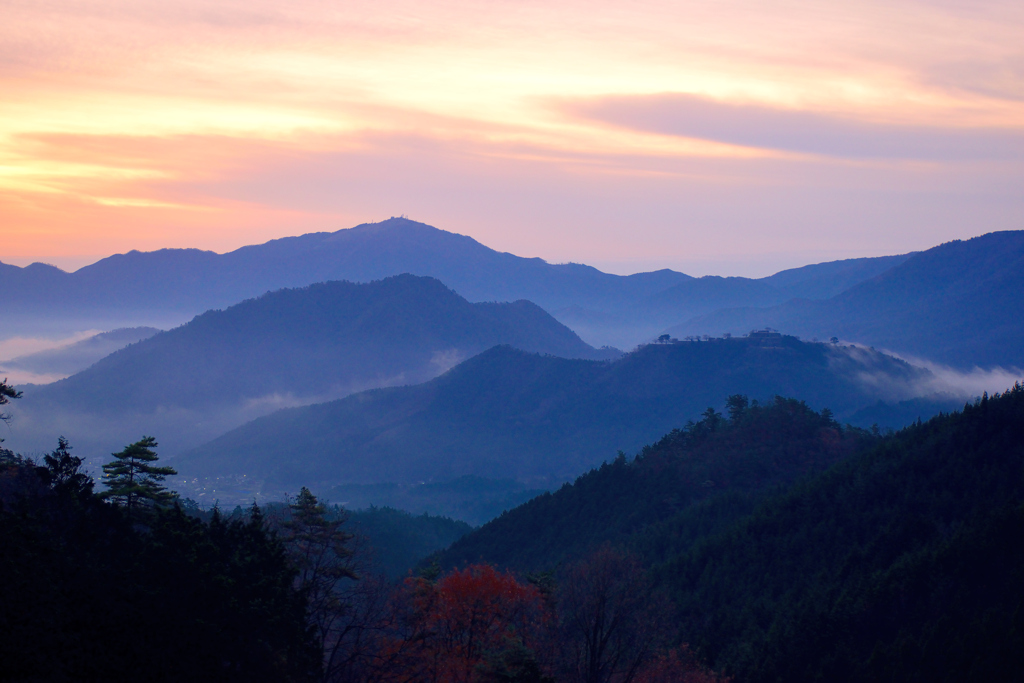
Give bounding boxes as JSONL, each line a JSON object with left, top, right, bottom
{"left": 9, "top": 275, "right": 611, "bottom": 457}
{"left": 669, "top": 231, "right": 1024, "bottom": 368}
{"left": 0, "top": 218, "right": 689, "bottom": 337}
{"left": 558, "top": 253, "right": 911, "bottom": 347}
{"left": 173, "top": 333, "right": 956, "bottom": 501}
{"left": 1, "top": 217, "right": 907, "bottom": 349}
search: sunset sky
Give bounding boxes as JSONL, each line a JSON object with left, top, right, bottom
{"left": 2, "top": 0, "right": 1022, "bottom": 275}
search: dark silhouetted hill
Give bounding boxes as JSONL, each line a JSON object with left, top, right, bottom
{"left": 345, "top": 507, "right": 472, "bottom": 578}
{"left": 173, "top": 333, "right": 951, "bottom": 502}
{"left": 670, "top": 231, "right": 1024, "bottom": 368}
{"left": 427, "top": 383, "right": 1024, "bottom": 682}
{"left": 657, "top": 384, "right": 1024, "bottom": 682}
{"left": 321, "top": 477, "right": 549, "bottom": 527}
{"left": 432, "top": 396, "right": 876, "bottom": 573}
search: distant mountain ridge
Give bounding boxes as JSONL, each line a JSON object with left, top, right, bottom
{"left": 172, "top": 334, "right": 955, "bottom": 504}
{"left": 1, "top": 217, "right": 909, "bottom": 348}
{"left": 0, "top": 218, "right": 690, "bottom": 333}
{"left": 8, "top": 274, "right": 611, "bottom": 458}
{"left": 8, "top": 219, "right": 1017, "bottom": 366}
{"left": 670, "top": 231, "right": 1024, "bottom": 368}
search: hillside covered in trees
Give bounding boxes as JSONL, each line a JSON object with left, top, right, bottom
{"left": 3, "top": 373, "right": 1022, "bottom": 681}
{"left": 0, "top": 420, "right": 727, "bottom": 682}
{"left": 175, "top": 333, "right": 951, "bottom": 502}
{"left": 433, "top": 384, "right": 1024, "bottom": 682}
{"left": 435, "top": 395, "right": 876, "bottom": 572}
{"left": 659, "top": 384, "right": 1024, "bottom": 682}
{"left": 0, "top": 450, "right": 318, "bottom": 681}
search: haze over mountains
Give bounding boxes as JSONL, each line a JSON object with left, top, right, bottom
{"left": 7, "top": 218, "right": 1021, "bottom": 370}
{"left": 6, "top": 218, "right": 1023, "bottom": 681}
{"left": 0, "top": 218, "right": 691, "bottom": 340}
{"left": 8, "top": 275, "right": 611, "bottom": 458}
{"left": 671, "top": 231, "right": 1024, "bottom": 368}
{"left": 173, "top": 334, "right": 959, "bottom": 504}
{"left": 3, "top": 218, "right": 1018, "bottom": 515}
{"left": 2, "top": 217, "right": 911, "bottom": 350}
{"left": 0, "top": 327, "right": 160, "bottom": 383}
{"left": 558, "top": 253, "right": 911, "bottom": 348}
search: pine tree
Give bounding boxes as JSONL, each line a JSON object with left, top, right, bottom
{"left": 0, "top": 378, "right": 22, "bottom": 463}
{"left": 0, "top": 377, "right": 21, "bottom": 423}
{"left": 99, "top": 436, "right": 177, "bottom": 519}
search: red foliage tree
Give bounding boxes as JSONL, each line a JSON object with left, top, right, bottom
{"left": 381, "top": 564, "right": 551, "bottom": 682}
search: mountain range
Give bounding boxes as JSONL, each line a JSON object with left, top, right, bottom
{"left": 669, "top": 231, "right": 1024, "bottom": 368}
{"left": 7, "top": 275, "right": 610, "bottom": 459}
{"left": 0, "top": 218, "right": 690, "bottom": 339}
{"left": 171, "top": 333, "right": 959, "bottom": 504}
{"left": 1, "top": 217, "right": 908, "bottom": 350}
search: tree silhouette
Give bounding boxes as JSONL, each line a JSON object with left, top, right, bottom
{"left": 282, "top": 487, "right": 360, "bottom": 680}
{"left": 43, "top": 436, "right": 94, "bottom": 499}
{"left": 99, "top": 436, "right": 176, "bottom": 519}
{"left": 557, "top": 546, "right": 665, "bottom": 683}
{"left": 0, "top": 378, "right": 21, "bottom": 424}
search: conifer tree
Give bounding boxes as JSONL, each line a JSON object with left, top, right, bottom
{"left": 100, "top": 436, "right": 177, "bottom": 519}
{"left": 0, "top": 378, "right": 22, "bottom": 463}
{"left": 0, "top": 377, "right": 21, "bottom": 424}
{"left": 43, "top": 436, "right": 94, "bottom": 499}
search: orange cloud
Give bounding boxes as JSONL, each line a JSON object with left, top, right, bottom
{"left": 1, "top": 0, "right": 1023, "bottom": 272}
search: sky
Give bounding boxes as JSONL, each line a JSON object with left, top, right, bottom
{"left": 1, "top": 0, "right": 1022, "bottom": 276}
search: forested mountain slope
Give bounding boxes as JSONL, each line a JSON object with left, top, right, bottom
{"left": 670, "top": 230, "right": 1024, "bottom": 368}
{"left": 175, "top": 334, "right": 948, "bottom": 501}
{"left": 433, "top": 396, "right": 877, "bottom": 572}
{"left": 658, "top": 383, "right": 1024, "bottom": 682}
{"left": 430, "top": 383, "right": 1024, "bottom": 682}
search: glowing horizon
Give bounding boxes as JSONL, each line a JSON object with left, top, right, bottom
{"left": 2, "top": 0, "right": 1023, "bottom": 276}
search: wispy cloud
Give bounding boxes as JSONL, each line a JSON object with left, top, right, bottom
{"left": 567, "top": 93, "right": 1024, "bottom": 160}
{"left": 2, "top": 0, "right": 1023, "bottom": 272}
{"left": 843, "top": 343, "right": 1023, "bottom": 401}
{"left": 0, "top": 331, "right": 102, "bottom": 361}
{"left": 903, "top": 358, "right": 1023, "bottom": 399}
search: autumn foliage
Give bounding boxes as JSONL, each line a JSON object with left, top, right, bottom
{"left": 379, "top": 564, "right": 550, "bottom": 682}
{"left": 352, "top": 557, "right": 729, "bottom": 683}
